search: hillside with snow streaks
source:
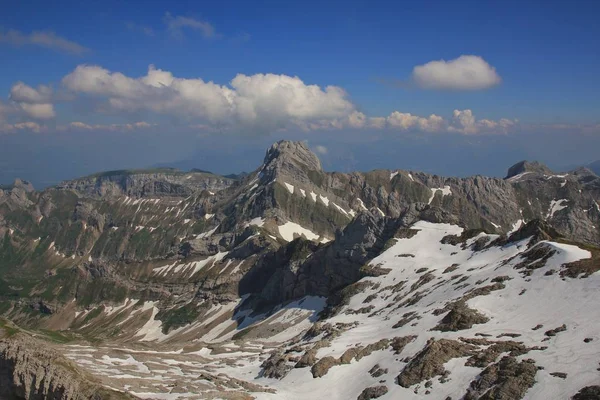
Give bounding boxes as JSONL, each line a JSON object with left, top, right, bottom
{"left": 56, "top": 221, "right": 600, "bottom": 400}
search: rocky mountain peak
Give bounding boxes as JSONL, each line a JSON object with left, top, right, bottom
{"left": 12, "top": 179, "right": 35, "bottom": 192}
{"left": 263, "top": 140, "right": 322, "bottom": 173}
{"left": 505, "top": 160, "right": 553, "bottom": 179}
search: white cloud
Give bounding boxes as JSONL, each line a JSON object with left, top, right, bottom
{"left": 18, "top": 103, "right": 55, "bottom": 119}
{"left": 386, "top": 112, "right": 445, "bottom": 132}
{"left": 0, "top": 121, "right": 44, "bottom": 134}
{"left": 449, "top": 109, "right": 517, "bottom": 134}
{"left": 314, "top": 145, "right": 328, "bottom": 155}
{"left": 164, "top": 13, "right": 217, "bottom": 38}
{"left": 0, "top": 29, "right": 88, "bottom": 55}
{"left": 10, "top": 82, "right": 52, "bottom": 103}
{"left": 11, "top": 65, "right": 520, "bottom": 135}
{"left": 412, "top": 55, "right": 501, "bottom": 90}
{"left": 61, "top": 64, "right": 355, "bottom": 130}
{"left": 9, "top": 82, "right": 55, "bottom": 119}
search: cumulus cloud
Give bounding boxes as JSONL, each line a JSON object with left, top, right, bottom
{"left": 386, "top": 112, "right": 445, "bottom": 132}
{"left": 61, "top": 64, "right": 355, "bottom": 130}
{"left": 164, "top": 13, "right": 217, "bottom": 38}
{"left": 0, "top": 29, "right": 88, "bottom": 55}
{"left": 9, "top": 82, "right": 55, "bottom": 119}
{"left": 314, "top": 145, "right": 328, "bottom": 155}
{"left": 412, "top": 55, "right": 501, "bottom": 90}
{"left": 449, "top": 109, "right": 517, "bottom": 134}
{"left": 18, "top": 103, "right": 55, "bottom": 119}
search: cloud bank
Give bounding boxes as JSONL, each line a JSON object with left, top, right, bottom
{"left": 4, "top": 63, "right": 583, "bottom": 137}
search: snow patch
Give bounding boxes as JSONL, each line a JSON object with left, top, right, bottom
{"left": 284, "top": 182, "right": 295, "bottom": 194}
{"left": 278, "top": 222, "right": 320, "bottom": 242}
{"left": 507, "top": 171, "right": 532, "bottom": 181}
{"left": 508, "top": 219, "right": 524, "bottom": 235}
{"left": 427, "top": 185, "right": 452, "bottom": 204}
{"left": 319, "top": 195, "right": 330, "bottom": 207}
{"left": 245, "top": 217, "right": 265, "bottom": 227}
{"left": 356, "top": 198, "right": 367, "bottom": 211}
{"left": 546, "top": 199, "right": 569, "bottom": 219}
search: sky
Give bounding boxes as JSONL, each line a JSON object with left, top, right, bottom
{"left": 1, "top": 0, "right": 599, "bottom": 187}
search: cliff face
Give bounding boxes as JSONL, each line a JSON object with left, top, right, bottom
{"left": 56, "top": 168, "right": 236, "bottom": 199}
{"left": 0, "top": 332, "right": 134, "bottom": 400}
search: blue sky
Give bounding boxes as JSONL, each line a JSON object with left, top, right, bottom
{"left": 1, "top": 0, "right": 599, "bottom": 187}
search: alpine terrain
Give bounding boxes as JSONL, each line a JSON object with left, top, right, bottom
{"left": 1, "top": 140, "right": 599, "bottom": 400}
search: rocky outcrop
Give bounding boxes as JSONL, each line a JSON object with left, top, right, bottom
{"left": 464, "top": 356, "right": 537, "bottom": 400}
{"left": 0, "top": 333, "right": 135, "bottom": 399}
{"left": 357, "top": 385, "right": 388, "bottom": 400}
{"left": 396, "top": 339, "right": 477, "bottom": 387}
{"left": 572, "top": 386, "right": 600, "bottom": 400}
{"left": 432, "top": 302, "right": 490, "bottom": 332}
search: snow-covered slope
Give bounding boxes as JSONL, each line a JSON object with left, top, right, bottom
{"left": 61, "top": 220, "right": 599, "bottom": 399}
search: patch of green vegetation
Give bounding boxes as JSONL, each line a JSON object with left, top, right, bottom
{"left": 80, "top": 167, "right": 185, "bottom": 179}
{"left": 191, "top": 220, "right": 208, "bottom": 234}
{"left": 0, "top": 232, "right": 19, "bottom": 270}
{"left": 76, "top": 279, "right": 128, "bottom": 307}
{"left": 0, "top": 318, "right": 19, "bottom": 337}
{"left": 4, "top": 209, "right": 35, "bottom": 230}
{"left": 0, "top": 301, "right": 12, "bottom": 314}
{"left": 156, "top": 303, "right": 200, "bottom": 334}
{"left": 127, "top": 229, "right": 154, "bottom": 259}
{"left": 39, "top": 329, "right": 75, "bottom": 343}
{"left": 82, "top": 306, "right": 104, "bottom": 324}
{"left": 54, "top": 222, "right": 84, "bottom": 254}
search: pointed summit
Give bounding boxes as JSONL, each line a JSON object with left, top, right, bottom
{"left": 260, "top": 141, "right": 323, "bottom": 186}
{"left": 263, "top": 141, "right": 322, "bottom": 172}
{"left": 505, "top": 160, "right": 553, "bottom": 179}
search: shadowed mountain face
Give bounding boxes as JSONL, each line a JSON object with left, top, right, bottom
{"left": 0, "top": 141, "right": 599, "bottom": 399}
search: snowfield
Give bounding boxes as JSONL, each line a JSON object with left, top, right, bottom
{"left": 63, "top": 221, "right": 599, "bottom": 400}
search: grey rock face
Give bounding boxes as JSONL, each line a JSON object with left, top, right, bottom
{"left": 263, "top": 140, "right": 322, "bottom": 177}
{"left": 506, "top": 160, "right": 553, "bottom": 179}
{"left": 58, "top": 169, "right": 235, "bottom": 199}
{"left": 0, "top": 333, "right": 135, "bottom": 399}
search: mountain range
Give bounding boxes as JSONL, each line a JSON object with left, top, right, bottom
{"left": 0, "top": 141, "right": 599, "bottom": 400}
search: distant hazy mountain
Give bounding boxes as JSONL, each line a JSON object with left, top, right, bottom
{"left": 588, "top": 160, "right": 600, "bottom": 175}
